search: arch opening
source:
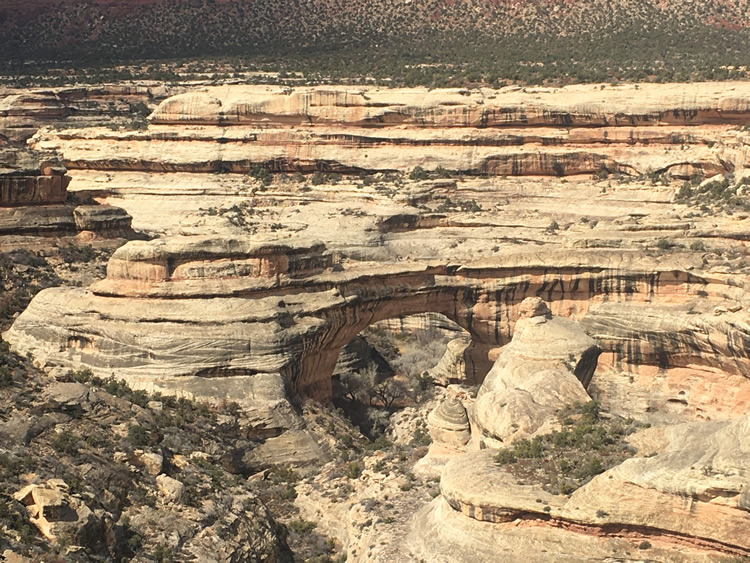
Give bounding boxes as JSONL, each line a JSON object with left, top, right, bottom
{"left": 328, "top": 313, "right": 471, "bottom": 438}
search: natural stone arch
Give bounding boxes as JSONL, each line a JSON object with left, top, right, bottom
{"left": 7, "top": 235, "right": 750, "bottom": 411}
{"left": 292, "top": 289, "right": 491, "bottom": 401}
{"left": 330, "top": 312, "right": 472, "bottom": 391}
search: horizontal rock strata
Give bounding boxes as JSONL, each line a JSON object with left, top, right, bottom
{"left": 0, "top": 85, "right": 176, "bottom": 142}
{"left": 27, "top": 82, "right": 750, "bottom": 178}
{"left": 0, "top": 147, "right": 69, "bottom": 206}
{"left": 6, "top": 233, "right": 749, "bottom": 409}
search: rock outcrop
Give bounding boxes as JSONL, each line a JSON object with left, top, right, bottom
{"left": 410, "top": 300, "right": 748, "bottom": 561}
{"left": 430, "top": 337, "right": 471, "bottom": 385}
{"left": 73, "top": 204, "right": 134, "bottom": 236}
{"left": 0, "top": 147, "right": 135, "bottom": 239}
{"left": 413, "top": 415, "right": 750, "bottom": 561}
{"left": 0, "top": 86, "right": 173, "bottom": 143}
{"left": 332, "top": 335, "right": 394, "bottom": 380}
{"left": 13, "top": 479, "right": 105, "bottom": 547}
{"left": 471, "top": 298, "right": 598, "bottom": 447}
{"left": 7, "top": 237, "right": 740, "bottom": 402}
{"left": 427, "top": 397, "right": 471, "bottom": 450}
{"left": 0, "top": 148, "right": 69, "bottom": 206}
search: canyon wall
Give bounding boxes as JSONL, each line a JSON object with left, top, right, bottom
{"left": 25, "top": 82, "right": 750, "bottom": 179}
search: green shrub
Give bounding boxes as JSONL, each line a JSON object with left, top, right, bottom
{"left": 0, "top": 366, "right": 12, "bottom": 387}
{"left": 494, "top": 401, "right": 642, "bottom": 495}
{"left": 365, "top": 435, "right": 392, "bottom": 451}
{"left": 126, "top": 424, "right": 150, "bottom": 447}
{"left": 409, "top": 166, "right": 429, "bottom": 181}
{"left": 288, "top": 519, "right": 316, "bottom": 535}
{"left": 580, "top": 401, "right": 600, "bottom": 424}
{"left": 513, "top": 437, "right": 544, "bottom": 458}
{"left": 346, "top": 461, "right": 364, "bottom": 479}
{"left": 152, "top": 543, "right": 175, "bottom": 563}
{"left": 494, "top": 449, "right": 516, "bottom": 464}
{"left": 51, "top": 430, "right": 79, "bottom": 455}
{"left": 249, "top": 164, "right": 272, "bottom": 185}
{"left": 410, "top": 426, "right": 432, "bottom": 447}
{"left": 70, "top": 368, "right": 93, "bottom": 384}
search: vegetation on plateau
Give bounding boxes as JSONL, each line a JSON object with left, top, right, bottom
{"left": 493, "top": 401, "right": 647, "bottom": 495}
{"left": 3, "top": 1, "right": 750, "bottom": 86}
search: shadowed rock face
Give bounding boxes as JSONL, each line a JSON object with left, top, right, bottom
{"left": 73, "top": 205, "right": 133, "bottom": 234}
{"left": 0, "top": 148, "right": 70, "bottom": 206}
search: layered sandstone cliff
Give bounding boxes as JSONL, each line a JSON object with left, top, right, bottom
{"left": 0, "top": 147, "right": 136, "bottom": 238}
{"left": 0, "top": 148, "right": 69, "bottom": 206}
{"left": 413, "top": 303, "right": 749, "bottom": 560}
{"left": 0, "top": 85, "right": 175, "bottom": 143}
{"left": 2, "top": 81, "right": 750, "bottom": 559}
{"left": 26, "top": 82, "right": 750, "bottom": 179}
{"left": 6, "top": 233, "right": 750, "bottom": 416}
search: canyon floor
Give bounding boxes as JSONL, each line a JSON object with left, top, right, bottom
{"left": 0, "top": 80, "right": 749, "bottom": 562}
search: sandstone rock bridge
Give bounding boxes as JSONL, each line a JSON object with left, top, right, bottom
{"left": 6, "top": 236, "right": 750, "bottom": 406}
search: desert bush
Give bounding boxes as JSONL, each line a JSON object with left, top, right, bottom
{"left": 288, "top": 519, "right": 317, "bottom": 535}
{"left": 51, "top": 430, "right": 80, "bottom": 455}
{"left": 409, "top": 166, "right": 428, "bottom": 181}
{"left": 0, "top": 366, "right": 12, "bottom": 387}
{"left": 152, "top": 543, "right": 176, "bottom": 563}
{"left": 126, "top": 424, "right": 151, "bottom": 447}
{"left": 346, "top": 461, "right": 364, "bottom": 479}
{"left": 494, "top": 401, "right": 641, "bottom": 495}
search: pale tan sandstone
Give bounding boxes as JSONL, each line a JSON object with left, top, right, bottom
{"left": 6, "top": 233, "right": 750, "bottom": 417}
{"left": 25, "top": 82, "right": 750, "bottom": 180}
{"left": 149, "top": 83, "right": 750, "bottom": 128}
{"left": 0, "top": 147, "right": 139, "bottom": 240}
{"left": 13, "top": 479, "right": 102, "bottom": 544}
{"left": 411, "top": 491, "right": 726, "bottom": 562}
{"left": 0, "top": 85, "right": 175, "bottom": 142}
{"left": 73, "top": 204, "right": 133, "bottom": 233}
{"left": 427, "top": 396, "right": 471, "bottom": 450}
{"left": 430, "top": 337, "right": 471, "bottom": 384}
{"left": 416, "top": 415, "right": 750, "bottom": 560}
{"left": 155, "top": 474, "right": 184, "bottom": 504}
{"left": 471, "top": 298, "right": 599, "bottom": 446}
